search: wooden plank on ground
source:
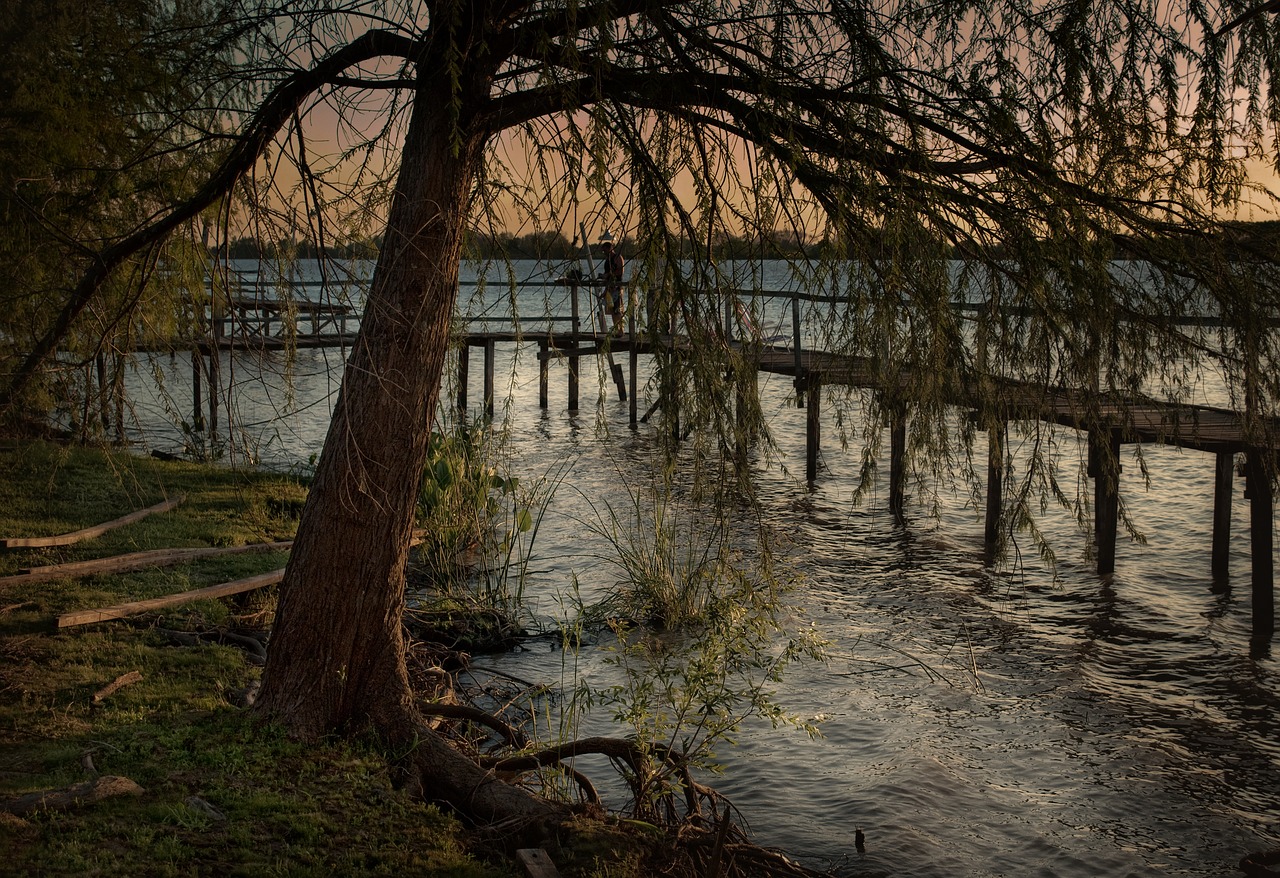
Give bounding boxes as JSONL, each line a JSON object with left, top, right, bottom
{"left": 56, "top": 569, "right": 285, "bottom": 629}
{"left": 0, "top": 496, "right": 186, "bottom": 549}
{"left": 515, "top": 849, "right": 560, "bottom": 878}
{"left": 0, "top": 541, "right": 293, "bottom": 588}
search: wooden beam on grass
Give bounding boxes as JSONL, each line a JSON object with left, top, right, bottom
{"left": 0, "top": 541, "right": 292, "bottom": 588}
{"left": 56, "top": 569, "right": 285, "bottom": 629}
{"left": 0, "top": 495, "right": 185, "bottom": 549}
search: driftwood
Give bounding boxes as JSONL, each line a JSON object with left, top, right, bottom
{"left": 0, "top": 541, "right": 292, "bottom": 588}
{"left": 1, "top": 776, "right": 143, "bottom": 816}
{"left": 91, "top": 670, "right": 142, "bottom": 704}
{"left": 0, "top": 496, "right": 185, "bottom": 549}
{"left": 57, "top": 569, "right": 285, "bottom": 628}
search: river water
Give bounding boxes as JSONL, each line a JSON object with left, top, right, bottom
{"left": 124, "top": 260, "right": 1278, "bottom": 877}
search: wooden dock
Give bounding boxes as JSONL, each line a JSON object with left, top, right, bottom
{"left": 179, "top": 278, "right": 1279, "bottom": 638}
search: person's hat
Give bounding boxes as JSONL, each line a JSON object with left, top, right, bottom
{"left": 598, "top": 231, "right": 614, "bottom": 246}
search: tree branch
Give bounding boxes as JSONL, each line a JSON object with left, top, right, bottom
{"left": 0, "top": 28, "right": 419, "bottom": 416}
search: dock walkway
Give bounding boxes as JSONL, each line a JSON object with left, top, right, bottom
{"left": 174, "top": 278, "right": 1278, "bottom": 637}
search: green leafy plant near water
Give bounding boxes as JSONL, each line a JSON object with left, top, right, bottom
{"left": 416, "top": 421, "right": 532, "bottom": 588}
{"left": 547, "top": 473, "right": 826, "bottom": 819}
{"left": 410, "top": 421, "right": 553, "bottom": 649}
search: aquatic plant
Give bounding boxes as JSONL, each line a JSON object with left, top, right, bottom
{"left": 413, "top": 420, "right": 535, "bottom": 603}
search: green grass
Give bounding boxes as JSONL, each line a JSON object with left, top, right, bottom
{"left": 0, "top": 442, "right": 511, "bottom": 877}
{"left": 0, "top": 441, "right": 687, "bottom": 878}
{"left": 0, "top": 441, "right": 303, "bottom": 632}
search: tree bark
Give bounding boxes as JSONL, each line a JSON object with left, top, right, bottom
{"left": 253, "top": 67, "right": 565, "bottom": 828}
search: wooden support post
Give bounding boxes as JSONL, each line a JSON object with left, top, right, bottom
{"left": 207, "top": 349, "right": 219, "bottom": 439}
{"left": 456, "top": 343, "right": 469, "bottom": 416}
{"left": 984, "top": 423, "right": 1005, "bottom": 566}
{"left": 208, "top": 288, "right": 222, "bottom": 438}
{"left": 191, "top": 349, "right": 204, "bottom": 432}
{"left": 805, "top": 377, "right": 821, "bottom": 483}
{"left": 569, "top": 283, "right": 580, "bottom": 411}
{"left": 889, "top": 412, "right": 906, "bottom": 525}
{"left": 628, "top": 307, "right": 638, "bottom": 427}
{"left": 792, "top": 295, "right": 804, "bottom": 408}
{"left": 95, "top": 353, "right": 109, "bottom": 434}
{"left": 1089, "top": 430, "right": 1122, "bottom": 576}
{"left": 609, "top": 359, "right": 627, "bottom": 402}
{"left": 1245, "top": 449, "right": 1274, "bottom": 637}
{"left": 483, "top": 338, "right": 496, "bottom": 418}
{"left": 1212, "top": 450, "right": 1235, "bottom": 585}
{"left": 538, "top": 338, "right": 549, "bottom": 410}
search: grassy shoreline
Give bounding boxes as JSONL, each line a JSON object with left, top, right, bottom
{"left": 0, "top": 442, "right": 528, "bottom": 876}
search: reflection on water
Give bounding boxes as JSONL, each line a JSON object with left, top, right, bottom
{"left": 121, "top": 263, "right": 1278, "bottom": 878}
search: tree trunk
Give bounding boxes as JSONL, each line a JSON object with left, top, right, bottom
{"left": 254, "top": 74, "right": 563, "bottom": 829}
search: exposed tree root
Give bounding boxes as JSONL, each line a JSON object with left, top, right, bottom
{"left": 153, "top": 625, "right": 267, "bottom": 664}
{"left": 408, "top": 641, "right": 833, "bottom": 876}
{"left": 1242, "top": 850, "right": 1280, "bottom": 877}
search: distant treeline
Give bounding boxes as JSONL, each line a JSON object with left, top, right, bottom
{"left": 218, "top": 221, "right": 1280, "bottom": 263}
{"left": 220, "top": 229, "right": 825, "bottom": 261}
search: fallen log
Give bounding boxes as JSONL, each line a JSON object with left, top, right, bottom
{"left": 57, "top": 569, "right": 285, "bottom": 629}
{"left": 1, "top": 776, "right": 144, "bottom": 816}
{"left": 0, "top": 541, "right": 293, "bottom": 588}
{"left": 0, "top": 496, "right": 185, "bottom": 549}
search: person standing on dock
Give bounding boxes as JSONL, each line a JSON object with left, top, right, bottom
{"left": 600, "top": 232, "right": 625, "bottom": 332}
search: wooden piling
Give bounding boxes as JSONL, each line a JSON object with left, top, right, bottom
{"left": 483, "top": 338, "right": 496, "bottom": 418}
{"left": 569, "top": 282, "right": 580, "bottom": 411}
{"left": 539, "top": 339, "right": 549, "bottom": 410}
{"left": 792, "top": 295, "right": 804, "bottom": 408}
{"left": 984, "top": 424, "right": 1005, "bottom": 565}
{"left": 1089, "top": 430, "right": 1122, "bottom": 576}
{"left": 1212, "top": 450, "right": 1234, "bottom": 584}
{"left": 191, "top": 350, "right": 204, "bottom": 432}
{"left": 889, "top": 412, "right": 906, "bottom": 525}
{"left": 208, "top": 287, "right": 223, "bottom": 438}
{"left": 806, "top": 377, "right": 821, "bottom": 482}
{"left": 456, "top": 343, "right": 469, "bottom": 415}
{"left": 1245, "top": 449, "right": 1274, "bottom": 636}
{"left": 628, "top": 308, "right": 638, "bottom": 427}
{"left": 207, "top": 349, "right": 219, "bottom": 439}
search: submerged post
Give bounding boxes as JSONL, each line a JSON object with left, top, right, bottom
{"left": 889, "top": 411, "right": 906, "bottom": 525}
{"left": 1089, "top": 429, "right": 1122, "bottom": 576}
{"left": 456, "top": 343, "right": 469, "bottom": 415}
{"left": 191, "top": 349, "right": 204, "bottom": 433}
{"left": 806, "top": 376, "right": 822, "bottom": 482}
{"left": 628, "top": 307, "right": 638, "bottom": 427}
{"left": 792, "top": 294, "right": 804, "bottom": 408}
{"left": 984, "top": 423, "right": 1005, "bottom": 565}
{"left": 1245, "top": 449, "right": 1274, "bottom": 637}
{"left": 1212, "top": 450, "right": 1235, "bottom": 584}
{"left": 538, "top": 338, "right": 549, "bottom": 410}
{"left": 208, "top": 286, "right": 223, "bottom": 438}
{"left": 569, "top": 281, "right": 580, "bottom": 411}
{"left": 483, "top": 338, "right": 496, "bottom": 418}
